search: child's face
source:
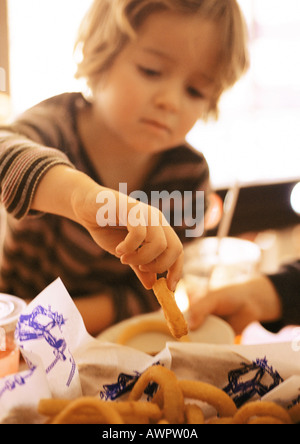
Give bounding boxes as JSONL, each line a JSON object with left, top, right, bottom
{"left": 93, "top": 11, "right": 221, "bottom": 154}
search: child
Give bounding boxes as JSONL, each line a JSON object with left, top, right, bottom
{"left": 0, "top": 0, "right": 248, "bottom": 334}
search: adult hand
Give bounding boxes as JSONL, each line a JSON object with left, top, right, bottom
{"left": 188, "top": 276, "right": 282, "bottom": 334}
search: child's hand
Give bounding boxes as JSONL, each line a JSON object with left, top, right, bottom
{"left": 31, "top": 166, "right": 183, "bottom": 291}
{"left": 72, "top": 183, "right": 183, "bottom": 292}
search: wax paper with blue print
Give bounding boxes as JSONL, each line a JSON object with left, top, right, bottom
{"left": 0, "top": 278, "right": 299, "bottom": 423}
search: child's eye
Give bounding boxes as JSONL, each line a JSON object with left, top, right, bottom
{"left": 187, "top": 86, "right": 204, "bottom": 99}
{"left": 138, "top": 65, "right": 161, "bottom": 77}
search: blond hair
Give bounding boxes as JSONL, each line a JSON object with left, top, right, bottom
{"left": 74, "top": 0, "right": 249, "bottom": 119}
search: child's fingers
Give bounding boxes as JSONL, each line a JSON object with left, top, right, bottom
{"left": 137, "top": 226, "right": 183, "bottom": 273}
{"left": 166, "top": 250, "right": 184, "bottom": 292}
{"left": 115, "top": 223, "right": 147, "bottom": 257}
{"left": 115, "top": 200, "right": 153, "bottom": 256}
{"left": 115, "top": 201, "right": 183, "bottom": 287}
{"left": 118, "top": 223, "right": 168, "bottom": 265}
{"left": 130, "top": 266, "right": 157, "bottom": 290}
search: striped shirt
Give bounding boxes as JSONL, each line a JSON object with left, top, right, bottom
{"left": 0, "top": 93, "right": 210, "bottom": 323}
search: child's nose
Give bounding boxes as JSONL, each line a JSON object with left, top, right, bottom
{"left": 154, "top": 84, "right": 182, "bottom": 113}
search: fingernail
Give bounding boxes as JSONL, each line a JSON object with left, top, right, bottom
{"left": 115, "top": 246, "right": 124, "bottom": 256}
{"left": 170, "top": 280, "right": 179, "bottom": 292}
{"left": 120, "top": 255, "right": 129, "bottom": 265}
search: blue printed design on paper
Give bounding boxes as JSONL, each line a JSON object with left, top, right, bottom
{"left": 288, "top": 394, "right": 300, "bottom": 410}
{"left": 15, "top": 305, "right": 76, "bottom": 387}
{"left": 223, "top": 357, "right": 284, "bottom": 408}
{"left": 0, "top": 367, "right": 36, "bottom": 399}
{"left": 100, "top": 371, "right": 141, "bottom": 401}
{"left": 100, "top": 362, "right": 161, "bottom": 401}
{"left": 99, "top": 358, "right": 284, "bottom": 408}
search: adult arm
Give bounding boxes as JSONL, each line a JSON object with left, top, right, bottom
{"left": 267, "top": 260, "right": 300, "bottom": 329}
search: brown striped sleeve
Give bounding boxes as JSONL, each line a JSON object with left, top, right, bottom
{"left": 0, "top": 130, "right": 74, "bottom": 219}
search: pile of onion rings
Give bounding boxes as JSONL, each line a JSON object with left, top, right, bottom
{"left": 38, "top": 365, "right": 298, "bottom": 424}
{"left": 152, "top": 278, "right": 188, "bottom": 339}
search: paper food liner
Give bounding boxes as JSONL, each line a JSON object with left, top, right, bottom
{"left": 0, "top": 278, "right": 299, "bottom": 424}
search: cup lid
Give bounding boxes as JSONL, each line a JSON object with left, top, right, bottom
{"left": 0, "top": 294, "right": 27, "bottom": 331}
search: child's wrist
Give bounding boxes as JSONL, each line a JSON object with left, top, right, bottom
{"left": 70, "top": 173, "right": 103, "bottom": 226}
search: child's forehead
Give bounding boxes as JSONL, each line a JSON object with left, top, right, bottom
{"left": 133, "top": 11, "right": 222, "bottom": 78}
{"left": 136, "top": 9, "right": 219, "bottom": 42}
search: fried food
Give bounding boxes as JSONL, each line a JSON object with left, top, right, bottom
{"left": 38, "top": 398, "right": 70, "bottom": 417}
{"left": 40, "top": 399, "right": 162, "bottom": 425}
{"left": 247, "top": 416, "right": 285, "bottom": 424}
{"left": 288, "top": 403, "right": 300, "bottom": 424}
{"left": 206, "top": 416, "right": 233, "bottom": 424}
{"left": 231, "top": 400, "right": 293, "bottom": 425}
{"left": 152, "top": 278, "right": 188, "bottom": 339}
{"left": 179, "top": 380, "right": 237, "bottom": 418}
{"left": 184, "top": 403, "right": 205, "bottom": 424}
{"left": 116, "top": 319, "right": 190, "bottom": 347}
{"left": 110, "top": 400, "right": 162, "bottom": 423}
{"left": 48, "top": 397, "right": 124, "bottom": 424}
{"left": 128, "top": 364, "right": 185, "bottom": 424}
{"left": 39, "top": 365, "right": 298, "bottom": 425}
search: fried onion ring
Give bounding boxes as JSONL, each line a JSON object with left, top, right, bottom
{"left": 184, "top": 403, "right": 205, "bottom": 424}
{"left": 38, "top": 399, "right": 70, "bottom": 417}
{"left": 289, "top": 403, "right": 300, "bottom": 424}
{"left": 247, "top": 416, "right": 285, "bottom": 424}
{"left": 49, "top": 397, "right": 124, "bottom": 424}
{"left": 116, "top": 319, "right": 190, "bottom": 347}
{"left": 152, "top": 278, "right": 188, "bottom": 339}
{"left": 39, "top": 398, "right": 162, "bottom": 425}
{"left": 231, "top": 401, "right": 292, "bottom": 425}
{"left": 179, "top": 380, "right": 237, "bottom": 418}
{"left": 206, "top": 417, "right": 233, "bottom": 424}
{"left": 108, "top": 400, "right": 162, "bottom": 422}
{"left": 128, "top": 364, "right": 184, "bottom": 424}
{"left": 38, "top": 368, "right": 297, "bottom": 425}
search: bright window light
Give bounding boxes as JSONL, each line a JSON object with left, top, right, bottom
{"left": 291, "top": 183, "right": 300, "bottom": 215}
{"left": 7, "top": 0, "right": 300, "bottom": 189}
{"left": 8, "top": 0, "right": 93, "bottom": 114}
{"left": 187, "top": 0, "right": 300, "bottom": 188}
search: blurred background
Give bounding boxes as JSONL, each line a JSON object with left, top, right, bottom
{"left": 1, "top": 0, "right": 300, "bottom": 273}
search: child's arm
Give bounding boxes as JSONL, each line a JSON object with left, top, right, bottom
{"left": 31, "top": 164, "right": 184, "bottom": 292}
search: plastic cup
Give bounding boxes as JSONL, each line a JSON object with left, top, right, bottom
{"left": 0, "top": 294, "right": 27, "bottom": 378}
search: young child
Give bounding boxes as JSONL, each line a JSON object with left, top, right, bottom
{"left": 0, "top": 0, "right": 248, "bottom": 334}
